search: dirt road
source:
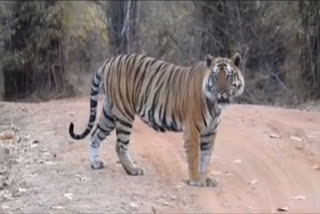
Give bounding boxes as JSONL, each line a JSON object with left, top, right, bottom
{"left": 0, "top": 97, "right": 319, "bottom": 213}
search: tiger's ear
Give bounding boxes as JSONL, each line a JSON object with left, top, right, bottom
{"left": 232, "top": 52, "right": 241, "bottom": 67}
{"left": 206, "top": 54, "right": 214, "bottom": 67}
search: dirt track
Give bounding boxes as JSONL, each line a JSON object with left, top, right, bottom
{"left": 0, "top": 97, "right": 320, "bottom": 213}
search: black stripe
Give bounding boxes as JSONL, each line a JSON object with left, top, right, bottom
{"left": 170, "top": 112, "right": 179, "bottom": 132}
{"left": 187, "top": 66, "right": 195, "bottom": 84}
{"left": 161, "top": 88, "right": 170, "bottom": 130}
{"left": 97, "top": 124, "right": 112, "bottom": 134}
{"left": 201, "top": 111, "right": 208, "bottom": 128}
{"left": 92, "top": 78, "right": 99, "bottom": 87}
{"left": 201, "top": 142, "right": 212, "bottom": 151}
{"left": 97, "top": 132, "right": 104, "bottom": 141}
{"left": 166, "top": 65, "right": 175, "bottom": 85}
{"left": 146, "top": 81, "right": 164, "bottom": 117}
{"left": 90, "top": 98, "right": 97, "bottom": 108}
{"left": 206, "top": 98, "right": 214, "bottom": 117}
{"left": 136, "top": 60, "right": 153, "bottom": 94}
{"left": 134, "top": 65, "right": 149, "bottom": 110}
{"left": 195, "top": 123, "right": 201, "bottom": 133}
{"left": 90, "top": 89, "right": 99, "bottom": 96}
{"left": 125, "top": 54, "right": 135, "bottom": 72}
{"left": 116, "top": 55, "right": 125, "bottom": 71}
{"left": 154, "top": 64, "right": 167, "bottom": 88}
{"left": 201, "top": 131, "right": 216, "bottom": 138}
{"left": 143, "top": 62, "right": 165, "bottom": 104}
{"left": 172, "top": 67, "right": 180, "bottom": 83}
{"left": 90, "top": 143, "right": 99, "bottom": 149}
{"left": 99, "top": 58, "right": 111, "bottom": 78}
{"left": 116, "top": 129, "right": 131, "bottom": 136}
{"left": 133, "top": 56, "right": 148, "bottom": 84}
{"left": 117, "top": 85, "right": 134, "bottom": 120}
{"left": 140, "top": 60, "right": 159, "bottom": 107}
{"left": 125, "top": 55, "right": 136, "bottom": 109}
{"left": 91, "top": 127, "right": 98, "bottom": 137}
{"left": 149, "top": 59, "right": 157, "bottom": 67}
{"left": 89, "top": 113, "right": 96, "bottom": 122}
{"left": 105, "top": 57, "right": 117, "bottom": 92}
{"left": 132, "top": 57, "right": 148, "bottom": 107}
{"left": 116, "top": 144, "right": 127, "bottom": 152}
{"left": 115, "top": 55, "right": 134, "bottom": 120}
{"left": 102, "top": 107, "right": 114, "bottom": 121}
{"left": 102, "top": 122, "right": 114, "bottom": 130}
{"left": 117, "top": 138, "right": 129, "bottom": 145}
{"left": 115, "top": 117, "right": 133, "bottom": 129}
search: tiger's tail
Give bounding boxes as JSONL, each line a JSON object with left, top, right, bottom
{"left": 69, "top": 66, "right": 104, "bottom": 140}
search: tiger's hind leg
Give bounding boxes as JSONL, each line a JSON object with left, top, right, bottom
{"left": 89, "top": 101, "right": 115, "bottom": 169}
{"left": 114, "top": 117, "right": 144, "bottom": 176}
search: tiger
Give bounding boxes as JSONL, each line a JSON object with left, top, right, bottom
{"left": 69, "top": 53, "right": 244, "bottom": 187}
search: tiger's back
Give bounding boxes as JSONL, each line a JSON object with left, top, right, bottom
{"left": 103, "top": 54, "right": 210, "bottom": 133}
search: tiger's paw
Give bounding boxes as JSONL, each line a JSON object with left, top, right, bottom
{"left": 90, "top": 160, "right": 104, "bottom": 170}
{"left": 125, "top": 166, "right": 144, "bottom": 176}
{"left": 205, "top": 177, "right": 219, "bottom": 187}
{"left": 187, "top": 179, "right": 206, "bottom": 187}
{"left": 187, "top": 177, "right": 218, "bottom": 187}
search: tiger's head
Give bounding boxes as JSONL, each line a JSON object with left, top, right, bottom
{"left": 203, "top": 53, "right": 245, "bottom": 108}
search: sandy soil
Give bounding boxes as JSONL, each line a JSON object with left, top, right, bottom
{"left": 0, "top": 97, "right": 319, "bottom": 213}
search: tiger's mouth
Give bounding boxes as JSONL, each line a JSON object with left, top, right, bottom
{"left": 217, "top": 97, "right": 231, "bottom": 104}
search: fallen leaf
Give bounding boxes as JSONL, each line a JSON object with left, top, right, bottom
{"left": 269, "top": 133, "right": 280, "bottom": 139}
{"left": 64, "top": 193, "right": 73, "bottom": 200}
{"left": 291, "top": 195, "right": 306, "bottom": 201}
{"left": 0, "top": 131, "right": 15, "bottom": 141}
{"left": 313, "top": 164, "right": 320, "bottom": 171}
{"left": 290, "top": 136, "right": 302, "bottom": 142}
{"left": 30, "top": 144, "right": 38, "bottom": 148}
{"left": 224, "top": 171, "right": 233, "bottom": 176}
{"left": 1, "top": 205, "right": 9, "bottom": 209}
{"left": 75, "top": 174, "right": 90, "bottom": 182}
{"left": 307, "top": 135, "right": 316, "bottom": 139}
{"left": 211, "top": 170, "right": 222, "bottom": 175}
{"left": 3, "top": 192, "right": 13, "bottom": 200}
{"left": 22, "top": 134, "right": 30, "bottom": 141}
{"left": 248, "top": 206, "right": 256, "bottom": 210}
{"left": 233, "top": 159, "right": 242, "bottom": 164}
{"left": 151, "top": 206, "right": 157, "bottom": 214}
{"left": 51, "top": 206, "right": 64, "bottom": 210}
{"left": 248, "top": 179, "right": 258, "bottom": 185}
{"left": 161, "top": 200, "right": 170, "bottom": 206}
{"left": 129, "top": 202, "right": 138, "bottom": 209}
{"left": 45, "top": 161, "right": 56, "bottom": 165}
{"left": 18, "top": 188, "right": 27, "bottom": 193}
{"left": 277, "top": 207, "right": 288, "bottom": 212}
{"left": 175, "top": 184, "right": 183, "bottom": 189}
{"left": 295, "top": 144, "right": 304, "bottom": 150}
{"left": 32, "top": 140, "right": 39, "bottom": 144}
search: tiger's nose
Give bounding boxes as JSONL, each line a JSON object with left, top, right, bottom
{"left": 217, "top": 92, "right": 228, "bottom": 99}
{"left": 222, "top": 93, "right": 228, "bottom": 99}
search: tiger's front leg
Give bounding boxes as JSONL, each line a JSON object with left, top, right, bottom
{"left": 200, "top": 131, "right": 218, "bottom": 187}
{"left": 199, "top": 118, "right": 221, "bottom": 187}
{"left": 183, "top": 126, "right": 206, "bottom": 187}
